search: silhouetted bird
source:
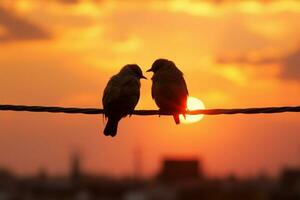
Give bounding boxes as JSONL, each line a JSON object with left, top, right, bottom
{"left": 147, "top": 59, "right": 189, "bottom": 124}
{"left": 102, "top": 64, "right": 146, "bottom": 137}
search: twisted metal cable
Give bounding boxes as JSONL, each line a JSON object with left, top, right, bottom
{"left": 0, "top": 104, "right": 300, "bottom": 115}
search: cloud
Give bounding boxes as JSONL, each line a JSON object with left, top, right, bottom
{"left": 216, "top": 45, "right": 300, "bottom": 81}
{"left": 56, "top": 0, "right": 80, "bottom": 4}
{"left": 53, "top": 0, "right": 105, "bottom": 5}
{"left": 0, "top": 6, "right": 50, "bottom": 42}
{"left": 280, "top": 47, "right": 300, "bottom": 81}
{"left": 216, "top": 54, "right": 277, "bottom": 65}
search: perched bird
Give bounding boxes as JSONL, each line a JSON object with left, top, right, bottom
{"left": 102, "top": 64, "right": 146, "bottom": 137}
{"left": 147, "top": 59, "right": 189, "bottom": 124}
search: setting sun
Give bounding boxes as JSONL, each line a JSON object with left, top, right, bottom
{"left": 180, "top": 96, "right": 205, "bottom": 124}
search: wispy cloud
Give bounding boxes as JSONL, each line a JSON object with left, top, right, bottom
{"left": 55, "top": 0, "right": 80, "bottom": 4}
{"left": 0, "top": 6, "right": 50, "bottom": 42}
{"left": 217, "top": 44, "right": 300, "bottom": 82}
{"left": 281, "top": 47, "right": 300, "bottom": 81}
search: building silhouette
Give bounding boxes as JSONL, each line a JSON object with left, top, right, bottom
{"left": 157, "top": 158, "right": 203, "bottom": 182}
{"left": 70, "top": 151, "right": 82, "bottom": 183}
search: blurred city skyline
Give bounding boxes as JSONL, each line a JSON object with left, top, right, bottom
{"left": 1, "top": 0, "right": 300, "bottom": 178}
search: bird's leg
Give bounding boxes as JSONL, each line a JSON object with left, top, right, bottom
{"left": 158, "top": 108, "right": 163, "bottom": 117}
{"left": 182, "top": 110, "right": 187, "bottom": 119}
{"left": 129, "top": 109, "right": 135, "bottom": 117}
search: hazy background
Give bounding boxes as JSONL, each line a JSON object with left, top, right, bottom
{"left": 0, "top": 0, "right": 300, "bottom": 178}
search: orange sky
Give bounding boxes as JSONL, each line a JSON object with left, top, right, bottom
{"left": 1, "top": 0, "right": 300, "bottom": 178}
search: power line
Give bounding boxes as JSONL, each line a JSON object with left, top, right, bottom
{"left": 0, "top": 104, "right": 300, "bottom": 115}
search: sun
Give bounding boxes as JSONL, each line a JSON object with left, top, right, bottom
{"left": 180, "top": 96, "right": 205, "bottom": 124}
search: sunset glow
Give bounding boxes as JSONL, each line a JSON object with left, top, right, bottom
{"left": 180, "top": 96, "right": 205, "bottom": 124}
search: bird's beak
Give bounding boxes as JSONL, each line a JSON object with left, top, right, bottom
{"left": 141, "top": 75, "right": 147, "bottom": 79}
{"left": 146, "top": 68, "right": 152, "bottom": 72}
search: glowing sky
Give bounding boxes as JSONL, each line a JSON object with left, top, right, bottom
{"left": 1, "top": 0, "right": 300, "bottom": 178}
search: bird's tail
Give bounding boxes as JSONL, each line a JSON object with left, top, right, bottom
{"left": 104, "top": 118, "right": 119, "bottom": 137}
{"left": 173, "top": 114, "right": 180, "bottom": 125}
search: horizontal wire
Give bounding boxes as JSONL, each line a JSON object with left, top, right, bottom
{"left": 0, "top": 104, "right": 300, "bottom": 115}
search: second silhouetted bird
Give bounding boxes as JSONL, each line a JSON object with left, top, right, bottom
{"left": 147, "top": 58, "right": 189, "bottom": 124}
{"left": 102, "top": 64, "right": 146, "bottom": 137}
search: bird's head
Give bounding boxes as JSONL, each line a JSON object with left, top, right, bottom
{"left": 121, "top": 64, "right": 147, "bottom": 79}
{"left": 147, "top": 58, "right": 171, "bottom": 73}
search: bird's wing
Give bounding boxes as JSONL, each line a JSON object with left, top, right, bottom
{"left": 102, "top": 75, "right": 122, "bottom": 111}
{"left": 152, "top": 70, "right": 188, "bottom": 111}
{"left": 172, "top": 74, "right": 188, "bottom": 104}
{"left": 103, "top": 75, "right": 140, "bottom": 117}
{"left": 181, "top": 75, "right": 189, "bottom": 96}
{"left": 119, "top": 76, "right": 140, "bottom": 112}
